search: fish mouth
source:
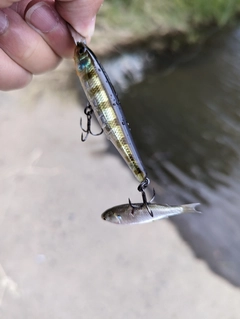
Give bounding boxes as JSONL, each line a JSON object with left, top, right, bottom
{"left": 101, "top": 213, "right": 113, "bottom": 222}
{"left": 101, "top": 212, "right": 122, "bottom": 224}
{"left": 101, "top": 213, "right": 107, "bottom": 220}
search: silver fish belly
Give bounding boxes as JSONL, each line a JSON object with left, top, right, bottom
{"left": 102, "top": 203, "right": 201, "bottom": 225}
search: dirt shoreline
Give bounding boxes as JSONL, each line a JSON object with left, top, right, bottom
{"left": 1, "top": 82, "right": 240, "bottom": 318}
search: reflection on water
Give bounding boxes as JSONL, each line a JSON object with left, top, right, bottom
{"left": 106, "top": 27, "right": 240, "bottom": 286}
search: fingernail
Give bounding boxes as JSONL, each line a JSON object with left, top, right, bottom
{"left": 25, "top": 2, "right": 59, "bottom": 33}
{"left": 0, "top": 10, "right": 9, "bottom": 35}
{"left": 85, "top": 16, "right": 96, "bottom": 43}
{"left": 87, "top": 16, "right": 96, "bottom": 39}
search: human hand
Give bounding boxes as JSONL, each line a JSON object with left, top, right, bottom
{"left": 0, "top": 0, "right": 103, "bottom": 91}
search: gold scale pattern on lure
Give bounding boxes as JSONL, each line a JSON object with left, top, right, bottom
{"left": 74, "top": 42, "right": 147, "bottom": 184}
{"left": 74, "top": 42, "right": 201, "bottom": 224}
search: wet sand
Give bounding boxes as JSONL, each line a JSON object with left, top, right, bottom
{"left": 0, "top": 64, "right": 239, "bottom": 318}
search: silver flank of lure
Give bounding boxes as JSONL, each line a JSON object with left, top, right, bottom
{"left": 101, "top": 203, "right": 201, "bottom": 225}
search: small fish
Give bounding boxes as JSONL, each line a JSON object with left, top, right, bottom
{"left": 102, "top": 202, "right": 201, "bottom": 225}
{"left": 74, "top": 42, "right": 147, "bottom": 184}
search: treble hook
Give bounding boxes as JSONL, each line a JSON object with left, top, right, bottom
{"left": 129, "top": 177, "right": 155, "bottom": 217}
{"left": 80, "top": 103, "right": 103, "bottom": 142}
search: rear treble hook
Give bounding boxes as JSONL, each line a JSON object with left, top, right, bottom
{"left": 129, "top": 177, "right": 155, "bottom": 217}
{"left": 80, "top": 103, "right": 103, "bottom": 141}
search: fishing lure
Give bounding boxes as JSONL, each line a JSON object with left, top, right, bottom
{"left": 102, "top": 202, "right": 201, "bottom": 225}
{"left": 74, "top": 42, "right": 153, "bottom": 211}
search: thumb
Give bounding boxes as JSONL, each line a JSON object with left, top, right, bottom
{"left": 55, "top": 0, "right": 103, "bottom": 40}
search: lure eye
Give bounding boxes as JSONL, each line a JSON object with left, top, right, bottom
{"left": 77, "top": 42, "right": 86, "bottom": 55}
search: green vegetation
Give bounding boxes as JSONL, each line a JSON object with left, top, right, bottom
{"left": 179, "top": 0, "right": 240, "bottom": 25}
{"left": 100, "top": 0, "right": 240, "bottom": 28}
{"left": 93, "top": 0, "right": 240, "bottom": 52}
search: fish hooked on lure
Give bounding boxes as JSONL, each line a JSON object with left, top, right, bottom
{"left": 102, "top": 202, "right": 201, "bottom": 225}
{"left": 74, "top": 42, "right": 201, "bottom": 222}
{"left": 74, "top": 41, "right": 155, "bottom": 211}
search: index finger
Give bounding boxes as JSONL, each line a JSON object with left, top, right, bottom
{"left": 55, "top": 0, "right": 103, "bottom": 40}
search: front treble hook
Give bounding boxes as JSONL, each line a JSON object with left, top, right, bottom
{"left": 80, "top": 103, "right": 103, "bottom": 142}
{"left": 129, "top": 177, "right": 155, "bottom": 217}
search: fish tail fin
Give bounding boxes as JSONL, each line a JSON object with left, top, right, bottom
{"left": 182, "top": 203, "right": 201, "bottom": 214}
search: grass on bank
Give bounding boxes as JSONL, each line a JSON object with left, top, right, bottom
{"left": 94, "top": 0, "right": 240, "bottom": 51}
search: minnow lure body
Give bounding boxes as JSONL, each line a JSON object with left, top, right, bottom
{"left": 74, "top": 42, "right": 147, "bottom": 183}
{"left": 102, "top": 202, "right": 201, "bottom": 225}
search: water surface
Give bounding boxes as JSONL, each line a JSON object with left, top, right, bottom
{"left": 106, "top": 27, "right": 240, "bottom": 286}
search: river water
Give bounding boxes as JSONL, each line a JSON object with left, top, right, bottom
{"left": 103, "top": 27, "right": 240, "bottom": 286}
